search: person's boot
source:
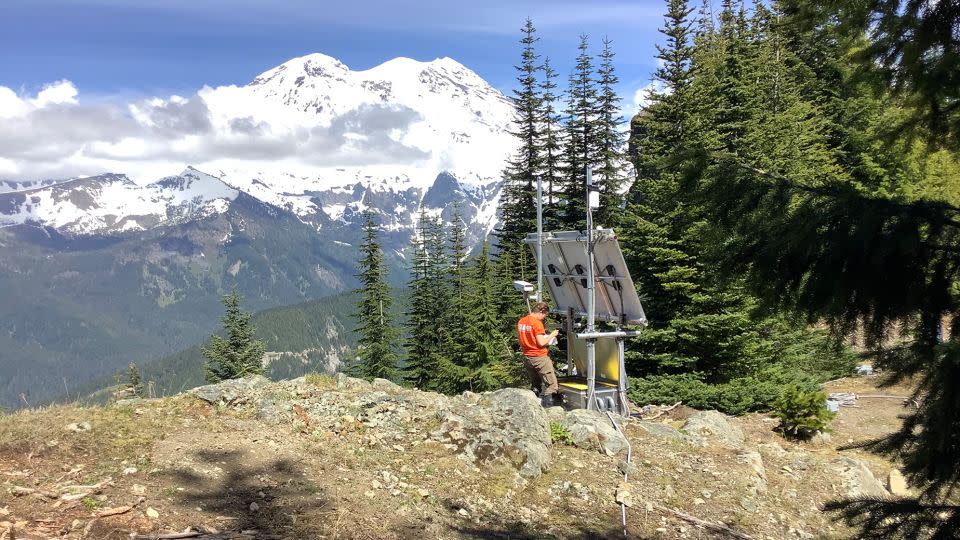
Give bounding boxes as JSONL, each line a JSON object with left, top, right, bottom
{"left": 540, "top": 394, "right": 554, "bottom": 408}
{"left": 551, "top": 393, "right": 565, "bottom": 406}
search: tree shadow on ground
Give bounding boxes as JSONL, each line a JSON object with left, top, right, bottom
{"left": 168, "top": 449, "right": 330, "bottom": 538}
{"left": 455, "top": 519, "right": 655, "bottom": 539}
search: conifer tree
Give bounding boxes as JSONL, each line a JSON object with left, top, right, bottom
{"left": 594, "top": 37, "right": 628, "bottom": 227}
{"left": 560, "top": 35, "right": 600, "bottom": 228}
{"left": 353, "top": 210, "right": 399, "bottom": 381}
{"left": 539, "top": 56, "right": 563, "bottom": 230}
{"left": 126, "top": 362, "right": 145, "bottom": 398}
{"left": 437, "top": 243, "right": 512, "bottom": 393}
{"left": 624, "top": 0, "right": 771, "bottom": 382}
{"left": 497, "top": 18, "right": 543, "bottom": 279}
{"left": 202, "top": 290, "right": 266, "bottom": 383}
{"left": 403, "top": 210, "right": 437, "bottom": 388}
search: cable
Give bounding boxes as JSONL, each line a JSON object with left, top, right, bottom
{"left": 607, "top": 411, "right": 632, "bottom": 537}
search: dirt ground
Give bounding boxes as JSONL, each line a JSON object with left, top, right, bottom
{"left": 0, "top": 374, "right": 917, "bottom": 540}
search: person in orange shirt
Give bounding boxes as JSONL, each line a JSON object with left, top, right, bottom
{"left": 517, "top": 301, "right": 562, "bottom": 406}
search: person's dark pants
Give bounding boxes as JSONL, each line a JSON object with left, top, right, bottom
{"left": 523, "top": 355, "right": 559, "bottom": 397}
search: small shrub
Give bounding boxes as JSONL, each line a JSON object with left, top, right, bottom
{"left": 772, "top": 385, "right": 835, "bottom": 438}
{"left": 81, "top": 497, "right": 101, "bottom": 509}
{"left": 550, "top": 422, "right": 574, "bottom": 445}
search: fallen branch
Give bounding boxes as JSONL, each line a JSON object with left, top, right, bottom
{"left": 94, "top": 497, "right": 145, "bottom": 518}
{"left": 59, "top": 477, "right": 114, "bottom": 502}
{"left": 856, "top": 394, "right": 911, "bottom": 400}
{"left": 9, "top": 486, "right": 57, "bottom": 499}
{"left": 637, "top": 401, "right": 682, "bottom": 420}
{"left": 133, "top": 532, "right": 261, "bottom": 540}
{"left": 653, "top": 503, "right": 755, "bottom": 540}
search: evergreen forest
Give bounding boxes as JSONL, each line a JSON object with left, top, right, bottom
{"left": 348, "top": 1, "right": 960, "bottom": 536}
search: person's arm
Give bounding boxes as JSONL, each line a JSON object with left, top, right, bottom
{"left": 536, "top": 329, "right": 559, "bottom": 346}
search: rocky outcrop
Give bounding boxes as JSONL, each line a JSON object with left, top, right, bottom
{"left": 682, "top": 410, "right": 745, "bottom": 448}
{"left": 189, "top": 375, "right": 273, "bottom": 406}
{"left": 433, "top": 388, "right": 552, "bottom": 478}
{"left": 562, "top": 409, "right": 629, "bottom": 456}
{"left": 832, "top": 458, "right": 890, "bottom": 498}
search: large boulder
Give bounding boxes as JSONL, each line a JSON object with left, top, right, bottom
{"left": 832, "top": 458, "right": 890, "bottom": 499}
{"left": 682, "top": 411, "right": 744, "bottom": 448}
{"left": 432, "top": 388, "right": 551, "bottom": 478}
{"left": 637, "top": 421, "right": 705, "bottom": 446}
{"left": 189, "top": 375, "right": 272, "bottom": 406}
{"left": 562, "top": 409, "right": 629, "bottom": 456}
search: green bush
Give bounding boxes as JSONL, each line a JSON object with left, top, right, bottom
{"left": 550, "top": 422, "right": 574, "bottom": 445}
{"left": 772, "top": 385, "right": 835, "bottom": 438}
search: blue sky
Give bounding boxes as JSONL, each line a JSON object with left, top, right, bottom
{"left": 1, "top": 0, "right": 665, "bottom": 108}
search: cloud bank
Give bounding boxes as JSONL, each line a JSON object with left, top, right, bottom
{"left": 0, "top": 80, "right": 428, "bottom": 183}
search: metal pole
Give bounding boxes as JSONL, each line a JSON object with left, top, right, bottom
{"left": 585, "top": 167, "right": 596, "bottom": 410}
{"left": 567, "top": 306, "right": 575, "bottom": 376}
{"left": 536, "top": 176, "right": 543, "bottom": 302}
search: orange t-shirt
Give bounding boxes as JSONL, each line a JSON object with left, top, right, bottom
{"left": 517, "top": 314, "right": 548, "bottom": 357}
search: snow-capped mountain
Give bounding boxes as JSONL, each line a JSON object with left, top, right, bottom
{"left": 0, "top": 53, "right": 515, "bottom": 242}
{"left": 0, "top": 53, "right": 517, "bottom": 409}
{"left": 0, "top": 168, "right": 238, "bottom": 234}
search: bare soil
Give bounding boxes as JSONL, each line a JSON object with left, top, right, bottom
{"left": 0, "top": 375, "right": 915, "bottom": 539}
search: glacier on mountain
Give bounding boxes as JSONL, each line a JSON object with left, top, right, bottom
{"left": 0, "top": 53, "right": 517, "bottom": 241}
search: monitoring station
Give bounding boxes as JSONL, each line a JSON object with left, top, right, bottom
{"left": 519, "top": 171, "right": 648, "bottom": 417}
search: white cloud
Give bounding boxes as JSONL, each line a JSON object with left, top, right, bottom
{"left": 633, "top": 80, "right": 668, "bottom": 111}
{"left": 30, "top": 80, "right": 79, "bottom": 108}
{"left": 0, "top": 79, "right": 429, "bottom": 182}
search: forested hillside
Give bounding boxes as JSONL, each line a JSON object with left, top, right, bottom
{"left": 68, "top": 291, "right": 363, "bottom": 403}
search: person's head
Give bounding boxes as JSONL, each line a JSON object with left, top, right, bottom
{"left": 530, "top": 301, "right": 550, "bottom": 320}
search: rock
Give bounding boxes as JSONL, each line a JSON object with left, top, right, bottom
{"left": 810, "top": 431, "right": 833, "bottom": 446}
{"left": 131, "top": 484, "right": 146, "bottom": 496}
{"left": 336, "top": 373, "right": 372, "bottom": 390}
{"left": 249, "top": 501, "right": 260, "bottom": 512}
{"left": 417, "top": 488, "right": 430, "bottom": 498}
{"left": 888, "top": 469, "right": 912, "bottom": 497}
{"left": 371, "top": 378, "right": 400, "bottom": 390}
{"left": 737, "top": 450, "right": 768, "bottom": 494}
{"left": 637, "top": 421, "right": 705, "bottom": 446}
{"left": 682, "top": 411, "right": 744, "bottom": 448}
{"left": 562, "top": 409, "right": 629, "bottom": 456}
{"left": 65, "top": 421, "right": 92, "bottom": 433}
{"left": 189, "top": 375, "right": 272, "bottom": 406}
{"left": 543, "top": 406, "right": 566, "bottom": 424}
{"left": 122, "top": 466, "right": 138, "bottom": 475}
{"left": 145, "top": 507, "right": 159, "bottom": 519}
{"left": 739, "top": 497, "right": 758, "bottom": 512}
{"left": 737, "top": 450, "right": 767, "bottom": 481}
{"left": 432, "top": 388, "right": 551, "bottom": 478}
{"left": 618, "top": 461, "right": 639, "bottom": 477}
{"left": 833, "top": 458, "right": 890, "bottom": 498}
{"left": 255, "top": 398, "right": 290, "bottom": 425}
{"left": 615, "top": 481, "right": 634, "bottom": 507}
{"left": 758, "top": 442, "right": 788, "bottom": 459}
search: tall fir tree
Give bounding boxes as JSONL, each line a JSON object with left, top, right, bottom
{"left": 353, "top": 210, "right": 399, "bottom": 381}
{"left": 201, "top": 290, "right": 266, "bottom": 383}
{"left": 497, "top": 18, "right": 543, "bottom": 280}
{"left": 594, "top": 37, "right": 628, "bottom": 227}
{"left": 437, "top": 242, "right": 513, "bottom": 393}
{"left": 539, "top": 56, "right": 564, "bottom": 230}
{"left": 623, "top": 0, "right": 771, "bottom": 383}
{"left": 560, "top": 35, "right": 600, "bottom": 229}
{"left": 403, "top": 210, "right": 438, "bottom": 389}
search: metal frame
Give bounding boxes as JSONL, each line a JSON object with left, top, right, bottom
{"left": 520, "top": 169, "right": 648, "bottom": 416}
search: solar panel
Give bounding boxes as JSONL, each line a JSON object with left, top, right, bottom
{"left": 526, "top": 229, "right": 647, "bottom": 325}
